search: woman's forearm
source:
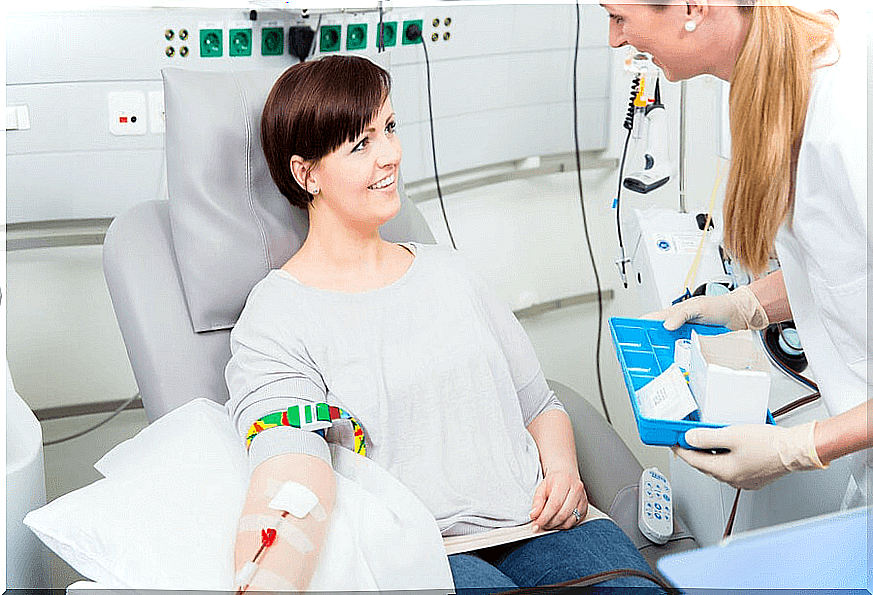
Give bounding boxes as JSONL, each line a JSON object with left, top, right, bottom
{"left": 814, "top": 400, "right": 871, "bottom": 465}
{"left": 526, "top": 409, "right": 580, "bottom": 479}
{"left": 234, "top": 451, "right": 336, "bottom": 592}
{"left": 749, "top": 269, "right": 792, "bottom": 324}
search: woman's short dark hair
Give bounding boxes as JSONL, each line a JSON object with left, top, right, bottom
{"left": 261, "top": 55, "right": 392, "bottom": 209}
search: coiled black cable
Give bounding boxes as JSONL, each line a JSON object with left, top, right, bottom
{"left": 613, "top": 74, "right": 641, "bottom": 289}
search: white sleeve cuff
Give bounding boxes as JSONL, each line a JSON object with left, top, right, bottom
{"left": 248, "top": 426, "right": 332, "bottom": 472}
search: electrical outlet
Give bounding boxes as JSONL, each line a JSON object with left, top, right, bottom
{"left": 320, "top": 25, "right": 341, "bottom": 52}
{"left": 402, "top": 19, "right": 423, "bottom": 45}
{"left": 230, "top": 28, "right": 252, "bottom": 56}
{"left": 346, "top": 23, "right": 367, "bottom": 50}
{"left": 199, "top": 28, "right": 223, "bottom": 57}
{"left": 109, "top": 91, "right": 147, "bottom": 136}
{"left": 261, "top": 26, "right": 284, "bottom": 56}
{"left": 375, "top": 21, "right": 397, "bottom": 48}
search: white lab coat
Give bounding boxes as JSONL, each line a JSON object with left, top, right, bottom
{"left": 774, "top": 32, "right": 870, "bottom": 506}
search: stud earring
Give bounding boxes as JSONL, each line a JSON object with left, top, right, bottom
{"left": 685, "top": 20, "right": 697, "bottom": 32}
{"left": 311, "top": 188, "right": 319, "bottom": 195}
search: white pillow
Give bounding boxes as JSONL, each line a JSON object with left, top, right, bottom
{"left": 25, "top": 399, "right": 453, "bottom": 591}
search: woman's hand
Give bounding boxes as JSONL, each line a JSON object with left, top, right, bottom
{"left": 526, "top": 409, "right": 587, "bottom": 531}
{"left": 529, "top": 468, "right": 589, "bottom": 531}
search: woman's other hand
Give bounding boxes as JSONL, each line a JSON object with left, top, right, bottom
{"left": 529, "top": 468, "right": 589, "bottom": 531}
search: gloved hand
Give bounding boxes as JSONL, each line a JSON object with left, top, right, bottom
{"left": 644, "top": 285, "right": 769, "bottom": 331}
{"left": 673, "top": 421, "right": 827, "bottom": 490}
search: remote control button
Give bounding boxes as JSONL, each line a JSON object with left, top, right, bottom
{"left": 655, "top": 513, "right": 662, "bottom": 520}
{"left": 664, "top": 494, "right": 670, "bottom": 502}
{"left": 646, "top": 490, "right": 652, "bottom": 497}
{"left": 655, "top": 503, "right": 661, "bottom": 510}
{"left": 645, "top": 502, "right": 652, "bottom": 508}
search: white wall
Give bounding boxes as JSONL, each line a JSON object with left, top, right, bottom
{"left": 12, "top": 1, "right": 865, "bottom": 474}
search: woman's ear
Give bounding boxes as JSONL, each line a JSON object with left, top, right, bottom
{"left": 290, "top": 155, "right": 315, "bottom": 194}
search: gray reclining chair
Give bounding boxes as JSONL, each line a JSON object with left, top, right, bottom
{"left": 103, "top": 66, "right": 696, "bottom": 577}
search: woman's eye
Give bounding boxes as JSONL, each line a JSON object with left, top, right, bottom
{"left": 610, "top": 14, "right": 623, "bottom": 25}
{"left": 386, "top": 120, "right": 397, "bottom": 134}
{"left": 352, "top": 137, "right": 368, "bottom": 153}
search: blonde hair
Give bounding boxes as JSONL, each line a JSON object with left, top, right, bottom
{"left": 724, "top": 1, "right": 838, "bottom": 275}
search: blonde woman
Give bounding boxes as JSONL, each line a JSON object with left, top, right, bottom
{"left": 600, "top": 0, "right": 869, "bottom": 500}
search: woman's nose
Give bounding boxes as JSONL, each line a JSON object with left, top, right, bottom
{"left": 378, "top": 135, "right": 402, "bottom": 166}
{"left": 608, "top": 25, "right": 627, "bottom": 49}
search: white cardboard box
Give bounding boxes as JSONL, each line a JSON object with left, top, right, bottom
{"left": 688, "top": 330, "right": 770, "bottom": 424}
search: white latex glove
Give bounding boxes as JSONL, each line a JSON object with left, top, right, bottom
{"left": 644, "top": 285, "right": 769, "bottom": 331}
{"left": 673, "top": 421, "right": 827, "bottom": 490}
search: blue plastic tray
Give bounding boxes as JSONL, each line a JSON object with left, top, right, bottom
{"left": 608, "top": 317, "right": 774, "bottom": 449}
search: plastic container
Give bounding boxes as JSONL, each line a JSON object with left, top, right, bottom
{"left": 608, "top": 317, "right": 775, "bottom": 449}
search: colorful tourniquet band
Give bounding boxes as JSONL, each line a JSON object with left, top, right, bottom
{"left": 245, "top": 402, "right": 366, "bottom": 456}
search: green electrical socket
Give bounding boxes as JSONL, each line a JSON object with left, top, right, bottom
{"left": 376, "top": 21, "right": 397, "bottom": 47}
{"left": 261, "top": 27, "right": 284, "bottom": 56}
{"left": 402, "top": 19, "right": 423, "bottom": 45}
{"left": 320, "top": 25, "right": 341, "bottom": 52}
{"left": 230, "top": 29, "right": 252, "bottom": 56}
{"left": 199, "top": 28, "right": 223, "bottom": 57}
{"left": 346, "top": 23, "right": 367, "bottom": 50}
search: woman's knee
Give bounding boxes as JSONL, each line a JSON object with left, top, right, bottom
{"left": 448, "top": 553, "right": 518, "bottom": 592}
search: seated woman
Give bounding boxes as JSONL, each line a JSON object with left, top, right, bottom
{"left": 225, "top": 54, "right": 659, "bottom": 593}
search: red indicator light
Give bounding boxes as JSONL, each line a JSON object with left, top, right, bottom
{"left": 119, "top": 116, "right": 128, "bottom": 123}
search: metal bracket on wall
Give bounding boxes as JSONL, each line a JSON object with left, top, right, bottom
{"left": 513, "top": 289, "right": 615, "bottom": 319}
{"left": 404, "top": 151, "right": 620, "bottom": 203}
{"left": 6, "top": 218, "right": 113, "bottom": 251}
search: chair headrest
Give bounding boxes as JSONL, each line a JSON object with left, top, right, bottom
{"left": 162, "top": 66, "right": 433, "bottom": 333}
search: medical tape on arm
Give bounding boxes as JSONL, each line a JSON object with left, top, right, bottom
{"left": 264, "top": 478, "right": 327, "bottom": 521}
{"left": 234, "top": 562, "right": 296, "bottom": 592}
{"left": 245, "top": 402, "right": 367, "bottom": 456}
{"left": 238, "top": 514, "right": 315, "bottom": 553}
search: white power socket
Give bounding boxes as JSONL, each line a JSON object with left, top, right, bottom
{"left": 108, "top": 91, "right": 147, "bottom": 136}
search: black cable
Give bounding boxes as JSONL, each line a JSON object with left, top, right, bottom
{"left": 415, "top": 24, "right": 457, "bottom": 250}
{"left": 43, "top": 392, "right": 141, "bottom": 446}
{"left": 496, "top": 567, "right": 680, "bottom": 595}
{"left": 377, "top": 1, "right": 384, "bottom": 52}
{"left": 614, "top": 75, "right": 640, "bottom": 289}
{"left": 573, "top": 0, "right": 610, "bottom": 424}
{"left": 761, "top": 325, "right": 819, "bottom": 392}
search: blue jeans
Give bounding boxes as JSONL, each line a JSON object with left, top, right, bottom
{"left": 448, "top": 519, "right": 664, "bottom": 593}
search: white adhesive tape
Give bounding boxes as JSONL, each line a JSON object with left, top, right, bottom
{"left": 234, "top": 561, "right": 259, "bottom": 589}
{"left": 268, "top": 480, "right": 319, "bottom": 518}
{"left": 276, "top": 521, "right": 315, "bottom": 553}
{"left": 238, "top": 514, "right": 279, "bottom": 532}
{"left": 238, "top": 514, "right": 315, "bottom": 553}
{"left": 248, "top": 567, "right": 297, "bottom": 592}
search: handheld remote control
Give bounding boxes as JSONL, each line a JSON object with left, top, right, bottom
{"left": 638, "top": 467, "right": 674, "bottom": 544}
